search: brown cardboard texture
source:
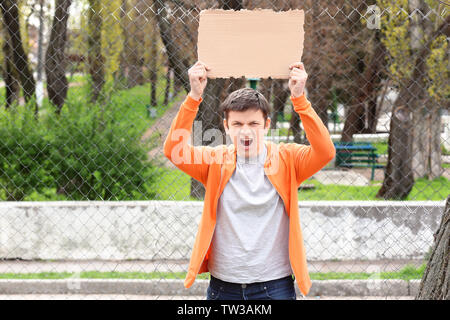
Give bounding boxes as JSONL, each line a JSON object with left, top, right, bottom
{"left": 197, "top": 9, "right": 304, "bottom": 79}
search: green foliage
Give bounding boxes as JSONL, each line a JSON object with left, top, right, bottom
{"left": 0, "top": 99, "right": 159, "bottom": 201}
{"left": 0, "top": 23, "right": 3, "bottom": 67}
{"left": 378, "top": 0, "right": 449, "bottom": 102}
{"left": 378, "top": 0, "right": 412, "bottom": 84}
{"left": 426, "top": 34, "right": 449, "bottom": 101}
{"left": 101, "top": 0, "right": 124, "bottom": 84}
{"left": 0, "top": 103, "right": 50, "bottom": 200}
{"left": 18, "top": 0, "right": 31, "bottom": 58}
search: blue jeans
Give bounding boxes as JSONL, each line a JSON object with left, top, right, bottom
{"left": 206, "top": 275, "right": 297, "bottom": 300}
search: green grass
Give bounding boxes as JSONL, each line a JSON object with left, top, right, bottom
{"left": 298, "top": 178, "right": 382, "bottom": 201}
{"left": 406, "top": 176, "right": 450, "bottom": 200}
{"left": 309, "top": 264, "right": 426, "bottom": 281}
{"left": 299, "top": 176, "right": 449, "bottom": 201}
{"left": 0, "top": 87, "right": 4, "bottom": 106}
{"left": 372, "top": 142, "right": 388, "bottom": 155}
{"left": 67, "top": 73, "right": 88, "bottom": 84}
{"left": 0, "top": 264, "right": 425, "bottom": 281}
{"left": 1, "top": 71, "right": 178, "bottom": 138}
{"left": 64, "top": 72, "right": 180, "bottom": 136}
{"left": 150, "top": 167, "right": 200, "bottom": 201}
{"left": 442, "top": 145, "right": 450, "bottom": 156}
{"left": 150, "top": 167, "right": 449, "bottom": 201}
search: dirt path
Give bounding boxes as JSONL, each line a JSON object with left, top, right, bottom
{"left": 142, "top": 95, "right": 185, "bottom": 168}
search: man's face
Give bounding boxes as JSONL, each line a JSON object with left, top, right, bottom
{"left": 223, "top": 109, "right": 270, "bottom": 158}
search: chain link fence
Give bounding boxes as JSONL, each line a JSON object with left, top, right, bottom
{"left": 0, "top": 0, "right": 449, "bottom": 299}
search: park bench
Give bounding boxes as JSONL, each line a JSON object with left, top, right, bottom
{"left": 333, "top": 141, "right": 385, "bottom": 181}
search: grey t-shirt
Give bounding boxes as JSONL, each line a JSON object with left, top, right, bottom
{"left": 208, "top": 144, "right": 293, "bottom": 283}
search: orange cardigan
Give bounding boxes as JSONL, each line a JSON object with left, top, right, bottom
{"left": 163, "top": 93, "right": 335, "bottom": 296}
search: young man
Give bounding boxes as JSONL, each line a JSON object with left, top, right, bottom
{"left": 163, "top": 61, "right": 335, "bottom": 300}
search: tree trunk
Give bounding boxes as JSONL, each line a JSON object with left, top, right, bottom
{"left": 416, "top": 195, "right": 450, "bottom": 300}
{"left": 376, "top": 100, "right": 414, "bottom": 199}
{"left": 45, "top": 0, "right": 72, "bottom": 114}
{"left": 411, "top": 105, "right": 443, "bottom": 179}
{"left": 377, "top": 15, "right": 450, "bottom": 199}
{"left": 35, "top": 0, "right": 44, "bottom": 115}
{"left": 163, "top": 65, "right": 172, "bottom": 106}
{"left": 1, "top": 27, "right": 20, "bottom": 108}
{"left": 88, "top": 0, "right": 104, "bottom": 102}
{"left": 259, "top": 78, "right": 272, "bottom": 106}
{"left": 428, "top": 109, "right": 443, "bottom": 179}
{"left": 409, "top": 0, "right": 442, "bottom": 180}
{"left": 0, "top": 0, "right": 36, "bottom": 104}
{"left": 341, "top": 30, "right": 385, "bottom": 142}
{"left": 146, "top": 0, "right": 159, "bottom": 107}
{"left": 118, "top": 0, "right": 129, "bottom": 85}
{"left": 307, "top": 73, "right": 329, "bottom": 130}
{"left": 271, "top": 80, "right": 289, "bottom": 131}
{"left": 149, "top": 18, "right": 158, "bottom": 107}
{"left": 154, "top": 0, "right": 190, "bottom": 93}
{"left": 127, "top": 29, "right": 144, "bottom": 87}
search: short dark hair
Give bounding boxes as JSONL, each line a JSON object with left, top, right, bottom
{"left": 220, "top": 88, "right": 270, "bottom": 123}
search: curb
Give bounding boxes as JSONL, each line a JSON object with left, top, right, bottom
{"left": 0, "top": 279, "right": 420, "bottom": 297}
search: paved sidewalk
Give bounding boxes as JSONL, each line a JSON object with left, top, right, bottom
{"left": 0, "top": 278, "right": 420, "bottom": 297}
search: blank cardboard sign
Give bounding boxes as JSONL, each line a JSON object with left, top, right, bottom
{"left": 197, "top": 9, "right": 304, "bottom": 79}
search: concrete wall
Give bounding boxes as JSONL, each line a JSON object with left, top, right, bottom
{"left": 0, "top": 201, "right": 445, "bottom": 261}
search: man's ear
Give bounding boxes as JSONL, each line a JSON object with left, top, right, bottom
{"left": 223, "top": 119, "right": 229, "bottom": 133}
{"left": 264, "top": 117, "right": 271, "bottom": 131}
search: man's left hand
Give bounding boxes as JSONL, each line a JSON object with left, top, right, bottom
{"left": 288, "top": 62, "right": 308, "bottom": 98}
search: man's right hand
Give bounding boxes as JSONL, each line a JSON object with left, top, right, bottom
{"left": 188, "top": 61, "right": 210, "bottom": 101}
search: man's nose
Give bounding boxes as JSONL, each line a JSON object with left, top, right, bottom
{"left": 240, "top": 126, "right": 254, "bottom": 135}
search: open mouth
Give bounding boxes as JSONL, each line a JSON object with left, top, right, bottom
{"left": 240, "top": 138, "right": 253, "bottom": 147}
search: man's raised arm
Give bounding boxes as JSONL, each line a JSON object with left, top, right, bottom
{"left": 287, "top": 62, "right": 336, "bottom": 186}
{"left": 163, "top": 61, "right": 213, "bottom": 185}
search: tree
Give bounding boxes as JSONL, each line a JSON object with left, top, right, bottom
{"left": 0, "top": 17, "right": 20, "bottom": 108}
{"left": 45, "top": 0, "right": 72, "bottom": 114}
{"left": 416, "top": 195, "right": 450, "bottom": 300}
{"left": 144, "top": 0, "right": 159, "bottom": 107}
{"left": 378, "top": 0, "right": 448, "bottom": 182}
{"left": 153, "top": 0, "right": 190, "bottom": 94}
{"left": 101, "top": 0, "right": 124, "bottom": 86}
{"left": 376, "top": 4, "right": 449, "bottom": 199}
{"left": 0, "top": 0, "right": 36, "bottom": 104}
{"left": 87, "top": 0, "right": 105, "bottom": 102}
{"left": 340, "top": 30, "right": 386, "bottom": 141}
{"left": 120, "top": 0, "right": 144, "bottom": 88}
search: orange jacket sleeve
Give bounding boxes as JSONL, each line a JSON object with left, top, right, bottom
{"left": 163, "top": 95, "right": 212, "bottom": 185}
{"left": 288, "top": 94, "right": 336, "bottom": 186}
